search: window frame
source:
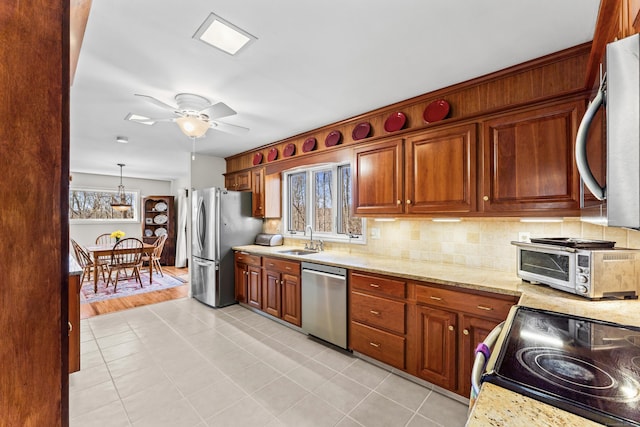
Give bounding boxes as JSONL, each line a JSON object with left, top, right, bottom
{"left": 69, "top": 186, "right": 140, "bottom": 224}
{"left": 282, "top": 163, "right": 366, "bottom": 244}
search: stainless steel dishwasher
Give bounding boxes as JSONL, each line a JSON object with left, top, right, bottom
{"left": 301, "top": 262, "right": 348, "bottom": 349}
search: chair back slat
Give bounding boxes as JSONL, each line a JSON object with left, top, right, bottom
{"left": 153, "top": 234, "right": 168, "bottom": 258}
{"left": 111, "top": 238, "right": 143, "bottom": 266}
{"left": 71, "top": 239, "right": 92, "bottom": 268}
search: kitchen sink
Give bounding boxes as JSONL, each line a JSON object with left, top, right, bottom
{"left": 277, "top": 249, "right": 318, "bottom": 256}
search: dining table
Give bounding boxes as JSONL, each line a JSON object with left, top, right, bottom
{"left": 85, "top": 242, "right": 155, "bottom": 289}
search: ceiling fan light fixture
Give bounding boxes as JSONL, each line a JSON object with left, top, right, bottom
{"left": 193, "top": 13, "right": 256, "bottom": 56}
{"left": 176, "top": 116, "right": 210, "bottom": 138}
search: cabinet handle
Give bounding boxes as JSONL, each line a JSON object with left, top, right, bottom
{"left": 369, "top": 342, "right": 381, "bottom": 348}
{"left": 406, "top": 199, "right": 412, "bottom": 205}
{"left": 286, "top": 267, "right": 291, "bottom": 270}
{"left": 280, "top": 280, "right": 283, "bottom": 285}
{"left": 430, "top": 296, "right": 442, "bottom": 301}
{"left": 370, "top": 310, "right": 380, "bottom": 316}
{"left": 448, "top": 325, "right": 455, "bottom": 332}
{"left": 257, "top": 206, "right": 262, "bottom": 210}
{"left": 463, "top": 329, "right": 469, "bottom": 335}
{"left": 483, "top": 196, "right": 489, "bottom": 201}
{"left": 68, "top": 321, "right": 72, "bottom": 335}
{"left": 369, "top": 283, "right": 380, "bottom": 288}
{"left": 396, "top": 200, "right": 402, "bottom": 205}
{"left": 268, "top": 263, "right": 274, "bottom": 267}
{"left": 477, "top": 305, "right": 493, "bottom": 311}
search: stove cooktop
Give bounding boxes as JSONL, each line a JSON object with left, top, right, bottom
{"left": 482, "top": 307, "right": 640, "bottom": 426}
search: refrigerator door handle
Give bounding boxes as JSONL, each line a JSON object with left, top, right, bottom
{"left": 195, "top": 196, "right": 205, "bottom": 254}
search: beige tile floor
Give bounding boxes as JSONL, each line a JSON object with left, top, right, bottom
{"left": 70, "top": 298, "right": 469, "bottom": 427}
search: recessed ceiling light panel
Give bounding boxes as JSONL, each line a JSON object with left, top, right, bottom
{"left": 124, "top": 112, "right": 154, "bottom": 125}
{"left": 193, "top": 13, "right": 256, "bottom": 56}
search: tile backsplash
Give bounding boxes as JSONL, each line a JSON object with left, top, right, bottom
{"left": 264, "top": 218, "right": 640, "bottom": 274}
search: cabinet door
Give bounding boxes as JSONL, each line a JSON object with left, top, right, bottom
{"left": 262, "top": 269, "right": 282, "bottom": 318}
{"left": 459, "top": 315, "right": 500, "bottom": 398}
{"left": 247, "top": 264, "right": 262, "bottom": 309}
{"left": 252, "top": 168, "right": 265, "bottom": 218}
{"left": 226, "top": 171, "right": 251, "bottom": 191}
{"left": 405, "top": 124, "right": 477, "bottom": 213}
{"left": 68, "top": 274, "right": 80, "bottom": 373}
{"left": 416, "top": 305, "right": 458, "bottom": 391}
{"left": 234, "top": 261, "right": 248, "bottom": 303}
{"left": 281, "top": 272, "right": 301, "bottom": 326}
{"left": 481, "top": 101, "right": 582, "bottom": 213}
{"left": 353, "top": 139, "right": 404, "bottom": 215}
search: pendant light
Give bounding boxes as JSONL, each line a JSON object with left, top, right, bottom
{"left": 110, "top": 163, "right": 131, "bottom": 212}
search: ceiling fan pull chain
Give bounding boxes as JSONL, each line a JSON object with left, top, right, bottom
{"left": 191, "top": 136, "right": 196, "bottom": 161}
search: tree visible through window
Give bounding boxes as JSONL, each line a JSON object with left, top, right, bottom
{"left": 69, "top": 189, "right": 138, "bottom": 220}
{"left": 283, "top": 163, "right": 364, "bottom": 242}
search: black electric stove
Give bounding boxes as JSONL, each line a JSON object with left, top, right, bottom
{"left": 482, "top": 307, "right": 640, "bottom": 426}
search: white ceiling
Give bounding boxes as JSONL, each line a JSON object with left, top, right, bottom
{"left": 71, "top": 0, "right": 601, "bottom": 181}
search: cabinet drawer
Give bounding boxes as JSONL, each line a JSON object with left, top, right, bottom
{"left": 416, "top": 285, "right": 515, "bottom": 321}
{"left": 351, "top": 272, "right": 406, "bottom": 298}
{"left": 262, "top": 256, "right": 300, "bottom": 274}
{"left": 351, "top": 321, "right": 405, "bottom": 370}
{"left": 351, "top": 292, "right": 406, "bottom": 334}
{"left": 235, "top": 252, "right": 261, "bottom": 266}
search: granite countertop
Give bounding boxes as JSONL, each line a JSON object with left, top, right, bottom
{"left": 234, "top": 245, "right": 640, "bottom": 427}
{"left": 69, "top": 254, "right": 82, "bottom": 276}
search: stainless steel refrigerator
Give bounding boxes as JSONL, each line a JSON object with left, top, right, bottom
{"left": 191, "top": 188, "right": 263, "bottom": 307}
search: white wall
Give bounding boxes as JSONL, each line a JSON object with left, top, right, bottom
{"left": 69, "top": 172, "right": 172, "bottom": 247}
{"left": 190, "top": 154, "right": 225, "bottom": 190}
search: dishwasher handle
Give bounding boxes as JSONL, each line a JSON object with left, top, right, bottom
{"left": 302, "top": 269, "right": 346, "bottom": 281}
{"left": 471, "top": 321, "right": 504, "bottom": 397}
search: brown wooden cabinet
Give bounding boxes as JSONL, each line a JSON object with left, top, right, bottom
{"left": 480, "top": 101, "right": 583, "bottom": 214}
{"left": 225, "top": 170, "right": 251, "bottom": 191}
{"left": 234, "top": 252, "right": 261, "bottom": 304}
{"left": 251, "top": 168, "right": 281, "bottom": 218}
{"left": 349, "top": 271, "right": 407, "bottom": 370}
{"left": 142, "top": 196, "right": 176, "bottom": 265}
{"left": 353, "top": 124, "right": 477, "bottom": 216}
{"left": 68, "top": 272, "right": 81, "bottom": 373}
{"left": 353, "top": 139, "right": 404, "bottom": 215}
{"left": 416, "top": 305, "right": 458, "bottom": 390}
{"left": 405, "top": 124, "right": 477, "bottom": 214}
{"left": 262, "top": 256, "right": 301, "bottom": 326}
{"left": 414, "top": 283, "right": 518, "bottom": 397}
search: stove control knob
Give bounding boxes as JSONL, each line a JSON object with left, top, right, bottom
{"left": 577, "top": 285, "right": 588, "bottom": 294}
{"left": 577, "top": 275, "right": 588, "bottom": 284}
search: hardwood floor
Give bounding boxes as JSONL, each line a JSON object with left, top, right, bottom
{"left": 80, "top": 266, "right": 189, "bottom": 319}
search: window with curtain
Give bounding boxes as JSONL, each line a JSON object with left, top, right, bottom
{"left": 69, "top": 188, "right": 139, "bottom": 222}
{"left": 283, "top": 163, "right": 365, "bottom": 243}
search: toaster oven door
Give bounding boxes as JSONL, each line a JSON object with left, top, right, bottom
{"left": 518, "top": 247, "right": 575, "bottom": 290}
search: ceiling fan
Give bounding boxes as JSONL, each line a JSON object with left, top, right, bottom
{"left": 127, "top": 92, "right": 249, "bottom": 138}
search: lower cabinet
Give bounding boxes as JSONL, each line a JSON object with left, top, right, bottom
{"left": 414, "top": 284, "right": 517, "bottom": 397}
{"left": 262, "top": 256, "right": 302, "bottom": 327}
{"left": 234, "top": 252, "right": 261, "bottom": 308}
{"left": 348, "top": 270, "right": 518, "bottom": 398}
{"left": 68, "top": 273, "right": 81, "bottom": 373}
{"left": 349, "top": 271, "right": 407, "bottom": 370}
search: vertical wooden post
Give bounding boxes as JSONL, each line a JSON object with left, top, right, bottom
{"left": 0, "top": 1, "right": 70, "bottom": 425}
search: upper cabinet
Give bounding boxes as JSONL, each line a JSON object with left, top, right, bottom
{"left": 479, "top": 100, "right": 583, "bottom": 213}
{"left": 353, "top": 124, "right": 476, "bottom": 216}
{"left": 225, "top": 170, "right": 251, "bottom": 191}
{"left": 251, "top": 168, "right": 281, "bottom": 218}
{"left": 353, "top": 139, "right": 404, "bottom": 215}
{"left": 405, "top": 124, "right": 477, "bottom": 214}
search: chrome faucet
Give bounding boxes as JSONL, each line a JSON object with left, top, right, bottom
{"left": 304, "top": 225, "right": 314, "bottom": 250}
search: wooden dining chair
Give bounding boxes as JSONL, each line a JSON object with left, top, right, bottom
{"left": 70, "top": 239, "right": 107, "bottom": 292}
{"left": 95, "top": 233, "right": 116, "bottom": 245}
{"left": 106, "top": 237, "right": 144, "bottom": 292}
{"left": 142, "top": 234, "right": 168, "bottom": 278}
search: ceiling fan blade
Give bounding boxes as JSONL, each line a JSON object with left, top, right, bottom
{"left": 134, "top": 94, "right": 178, "bottom": 112}
{"left": 211, "top": 120, "right": 250, "bottom": 135}
{"left": 199, "top": 101, "right": 236, "bottom": 120}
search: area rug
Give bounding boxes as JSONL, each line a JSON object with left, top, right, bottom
{"left": 80, "top": 271, "right": 187, "bottom": 303}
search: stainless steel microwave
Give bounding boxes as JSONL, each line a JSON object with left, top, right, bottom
{"left": 512, "top": 241, "right": 640, "bottom": 299}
